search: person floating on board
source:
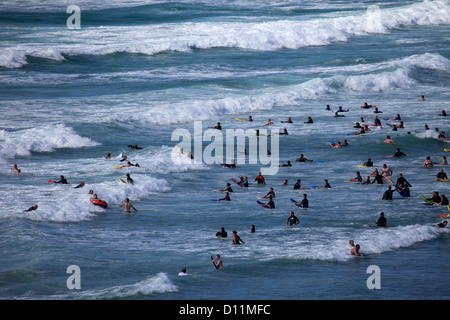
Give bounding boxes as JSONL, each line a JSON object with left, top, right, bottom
{"left": 279, "top": 160, "right": 292, "bottom": 167}
{"left": 211, "top": 255, "right": 223, "bottom": 269}
{"left": 125, "top": 173, "right": 134, "bottom": 184}
{"left": 74, "top": 181, "right": 85, "bottom": 189}
{"left": 304, "top": 116, "right": 313, "bottom": 124}
{"left": 295, "top": 154, "right": 314, "bottom": 163}
{"left": 438, "top": 131, "right": 449, "bottom": 141}
{"left": 351, "top": 244, "right": 364, "bottom": 256}
{"left": 286, "top": 211, "right": 300, "bottom": 226}
{"left": 263, "top": 118, "right": 273, "bottom": 126}
{"left": 178, "top": 268, "right": 190, "bottom": 276}
{"left": 222, "top": 159, "right": 236, "bottom": 168}
{"left": 316, "top": 179, "right": 331, "bottom": 189}
{"left": 237, "top": 176, "right": 249, "bottom": 187}
{"left": 219, "top": 183, "right": 233, "bottom": 193}
{"left": 281, "top": 117, "right": 293, "bottom": 123}
{"left": 210, "top": 122, "right": 222, "bottom": 130}
{"left": 265, "top": 187, "right": 275, "bottom": 198}
{"left": 232, "top": 231, "right": 245, "bottom": 245}
{"left": 426, "top": 191, "right": 441, "bottom": 203}
{"left": 437, "top": 221, "right": 448, "bottom": 228}
{"left": 216, "top": 227, "right": 228, "bottom": 238}
{"left": 375, "top": 212, "right": 387, "bottom": 227}
{"left": 436, "top": 168, "right": 448, "bottom": 181}
{"left": 299, "top": 193, "right": 309, "bottom": 208}
{"left": 386, "top": 148, "right": 406, "bottom": 158}
{"left": 24, "top": 204, "right": 38, "bottom": 212}
{"left": 118, "top": 198, "right": 137, "bottom": 213}
{"left": 56, "top": 175, "right": 68, "bottom": 184}
{"left": 218, "top": 192, "right": 231, "bottom": 201}
{"left": 434, "top": 195, "right": 449, "bottom": 206}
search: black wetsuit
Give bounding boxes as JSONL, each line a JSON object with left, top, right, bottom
{"left": 287, "top": 215, "right": 299, "bottom": 226}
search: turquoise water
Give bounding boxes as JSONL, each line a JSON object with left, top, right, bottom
{"left": 0, "top": 0, "right": 449, "bottom": 300}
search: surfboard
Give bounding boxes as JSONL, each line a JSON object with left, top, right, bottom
{"left": 119, "top": 178, "right": 126, "bottom": 184}
{"left": 256, "top": 200, "right": 271, "bottom": 209}
{"left": 231, "top": 178, "right": 245, "bottom": 187}
{"left": 47, "top": 180, "right": 57, "bottom": 183}
{"left": 437, "top": 179, "right": 450, "bottom": 182}
{"left": 357, "top": 164, "right": 366, "bottom": 167}
{"left": 444, "top": 149, "right": 450, "bottom": 152}
{"left": 420, "top": 195, "right": 435, "bottom": 205}
{"left": 396, "top": 189, "right": 410, "bottom": 197}
{"left": 113, "top": 166, "right": 123, "bottom": 169}
{"left": 90, "top": 199, "right": 108, "bottom": 208}
{"left": 382, "top": 177, "right": 393, "bottom": 184}
{"left": 290, "top": 198, "right": 303, "bottom": 208}
{"left": 235, "top": 118, "right": 248, "bottom": 121}
{"left": 439, "top": 213, "right": 449, "bottom": 219}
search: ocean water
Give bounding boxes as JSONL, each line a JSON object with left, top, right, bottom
{"left": 0, "top": 0, "right": 449, "bottom": 301}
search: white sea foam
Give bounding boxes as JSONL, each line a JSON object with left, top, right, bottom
{"left": 0, "top": 124, "right": 100, "bottom": 160}
{"left": 1, "top": 0, "right": 449, "bottom": 68}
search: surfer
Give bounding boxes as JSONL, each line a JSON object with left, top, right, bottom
{"left": 438, "top": 131, "right": 449, "bottom": 140}
{"left": 434, "top": 195, "right": 449, "bottom": 206}
{"left": 316, "top": 179, "right": 331, "bottom": 189}
{"left": 370, "top": 169, "right": 384, "bottom": 184}
{"left": 286, "top": 211, "right": 300, "bottom": 226}
{"left": 395, "top": 173, "right": 411, "bottom": 196}
{"left": 351, "top": 244, "right": 364, "bottom": 256}
{"left": 384, "top": 135, "right": 398, "bottom": 144}
{"left": 211, "top": 255, "right": 223, "bottom": 269}
{"left": 295, "top": 154, "right": 314, "bottom": 162}
{"left": 125, "top": 173, "right": 134, "bottom": 184}
{"left": 281, "top": 117, "right": 293, "bottom": 123}
{"left": 279, "top": 160, "right": 292, "bottom": 167}
{"left": 299, "top": 193, "right": 309, "bottom": 208}
{"left": 237, "top": 176, "right": 249, "bottom": 187}
{"left": 232, "top": 231, "right": 245, "bottom": 245}
{"left": 426, "top": 191, "right": 441, "bottom": 203}
{"left": 390, "top": 114, "right": 401, "bottom": 121}
{"left": 304, "top": 116, "right": 313, "bottom": 124}
{"left": 222, "top": 159, "right": 236, "bottom": 168}
{"left": 436, "top": 168, "right": 448, "bottom": 181}
{"left": 56, "top": 175, "right": 68, "bottom": 184}
{"left": 423, "top": 157, "right": 433, "bottom": 168}
{"left": 439, "top": 156, "right": 448, "bottom": 165}
{"left": 374, "top": 107, "right": 382, "bottom": 113}
{"left": 23, "top": 204, "right": 38, "bottom": 212}
{"left": 254, "top": 172, "right": 266, "bottom": 185}
{"left": 375, "top": 212, "right": 387, "bottom": 227}
{"left": 361, "top": 102, "right": 373, "bottom": 109}
{"left": 118, "top": 198, "right": 137, "bottom": 213}
{"left": 349, "top": 171, "right": 363, "bottom": 183}
{"left": 437, "top": 221, "right": 448, "bottom": 228}
{"left": 363, "top": 158, "right": 374, "bottom": 167}
{"left": 263, "top": 118, "right": 273, "bottom": 126}
{"left": 12, "top": 164, "right": 19, "bottom": 171}
{"left": 293, "top": 179, "right": 308, "bottom": 190}
{"left": 74, "top": 181, "right": 85, "bottom": 189}
{"left": 386, "top": 148, "right": 406, "bottom": 158}
{"left": 382, "top": 186, "right": 394, "bottom": 200}
{"left": 265, "top": 187, "right": 276, "bottom": 198}
{"left": 218, "top": 192, "right": 231, "bottom": 201}
{"left": 219, "top": 183, "right": 233, "bottom": 193}
{"left": 178, "top": 268, "right": 190, "bottom": 276}
{"left": 381, "top": 164, "right": 393, "bottom": 177}
{"left": 210, "top": 122, "right": 222, "bottom": 130}
{"left": 277, "top": 128, "right": 289, "bottom": 135}
{"left": 216, "top": 227, "right": 228, "bottom": 238}
{"left": 440, "top": 110, "right": 447, "bottom": 117}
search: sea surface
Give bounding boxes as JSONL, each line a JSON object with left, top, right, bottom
{"left": 0, "top": 0, "right": 449, "bottom": 300}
